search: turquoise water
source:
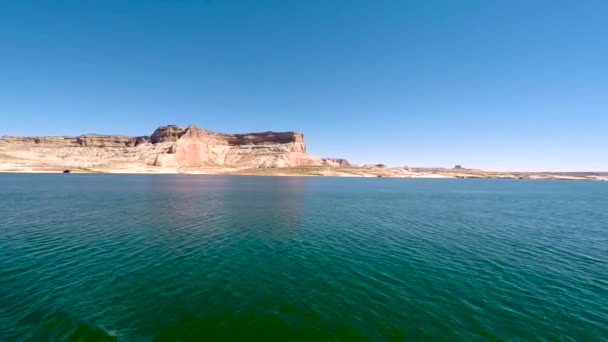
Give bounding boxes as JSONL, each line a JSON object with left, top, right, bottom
{"left": 1, "top": 174, "right": 607, "bottom": 341}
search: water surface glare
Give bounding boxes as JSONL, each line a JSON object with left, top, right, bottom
{"left": 1, "top": 174, "right": 607, "bottom": 341}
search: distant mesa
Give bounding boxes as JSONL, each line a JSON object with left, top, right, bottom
{"left": 362, "top": 164, "right": 387, "bottom": 168}
{"left": 0, "top": 124, "right": 349, "bottom": 170}
{"left": 321, "top": 158, "right": 351, "bottom": 167}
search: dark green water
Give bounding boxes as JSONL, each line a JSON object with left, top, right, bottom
{"left": 1, "top": 174, "right": 607, "bottom": 341}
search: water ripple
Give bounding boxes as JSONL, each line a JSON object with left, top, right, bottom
{"left": 1, "top": 175, "right": 607, "bottom": 341}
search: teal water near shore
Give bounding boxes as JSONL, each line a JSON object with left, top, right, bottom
{"left": 1, "top": 174, "right": 607, "bottom": 341}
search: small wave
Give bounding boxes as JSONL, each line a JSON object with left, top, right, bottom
{"left": 14, "top": 312, "right": 118, "bottom": 341}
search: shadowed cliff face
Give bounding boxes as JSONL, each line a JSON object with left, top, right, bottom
{"left": 149, "top": 125, "right": 306, "bottom": 152}
{"left": 0, "top": 124, "right": 342, "bottom": 169}
{"left": 149, "top": 125, "right": 185, "bottom": 144}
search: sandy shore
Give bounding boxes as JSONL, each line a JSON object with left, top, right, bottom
{"left": 1, "top": 163, "right": 606, "bottom": 181}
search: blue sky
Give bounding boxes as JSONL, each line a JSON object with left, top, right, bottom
{"left": 1, "top": 0, "right": 607, "bottom": 171}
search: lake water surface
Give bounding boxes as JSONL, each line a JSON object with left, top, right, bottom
{"left": 1, "top": 174, "right": 607, "bottom": 341}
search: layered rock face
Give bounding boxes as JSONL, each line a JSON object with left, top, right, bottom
{"left": 0, "top": 134, "right": 147, "bottom": 147}
{"left": 149, "top": 125, "right": 315, "bottom": 168}
{"left": 0, "top": 124, "right": 341, "bottom": 169}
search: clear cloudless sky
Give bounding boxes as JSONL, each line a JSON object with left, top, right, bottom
{"left": 1, "top": 0, "right": 607, "bottom": 171}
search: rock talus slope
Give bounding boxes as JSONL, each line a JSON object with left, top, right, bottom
{"left": 0, "top": 124, "right": 343, "bottom": 170}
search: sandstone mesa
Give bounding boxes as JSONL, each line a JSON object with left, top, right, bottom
{"left": 0, "top": 124, "right": 349, "bottom": 171}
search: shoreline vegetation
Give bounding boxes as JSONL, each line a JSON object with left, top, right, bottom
{"left": 1, "top": 164, "right": 606, "bottom": 181}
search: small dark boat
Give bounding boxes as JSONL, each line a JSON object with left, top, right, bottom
{"left": 62, "top": 169, "right": 71, "bottom": 174}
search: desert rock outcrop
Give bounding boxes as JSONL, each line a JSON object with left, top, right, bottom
{"left": 0, "top": 124, "right": 346, "bottom": 170}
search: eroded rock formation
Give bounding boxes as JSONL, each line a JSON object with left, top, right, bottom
{"left": 321, "top": 158, "right": 351, "bottom": 167}
{"left": 0, "top": 124, "right": 346, "bottom": 170}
